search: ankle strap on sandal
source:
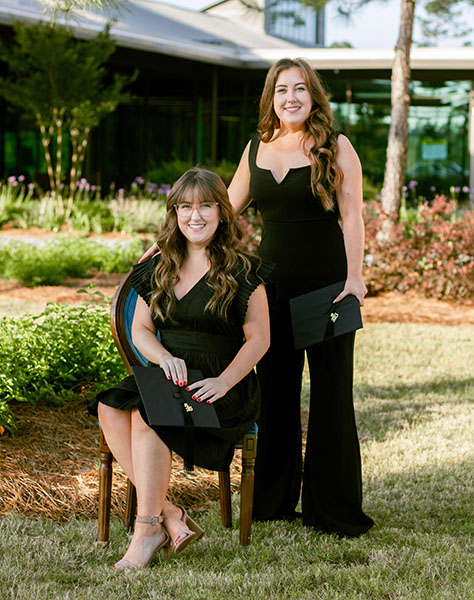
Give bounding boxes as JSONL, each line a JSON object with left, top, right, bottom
{"left": 136, "top": 515, "right": 164, "bottom": 526}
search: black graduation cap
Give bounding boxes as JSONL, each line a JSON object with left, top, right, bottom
{"left": 289, "top": 281, "right": 363, "bottom": 350}
{"left": 132, "top": 366, "right": 220, "bottom": 429}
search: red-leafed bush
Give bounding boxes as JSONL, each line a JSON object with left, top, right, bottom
{"left": 238, "top": 208, "right": 262, "bottom": 254}
{"left": 364, "top": 196, "right": 474, "bottom": 300}
{"left": 240, "top": 196, "right": 473, "bottom": 300}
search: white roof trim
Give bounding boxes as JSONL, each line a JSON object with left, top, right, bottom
{"left": 242, "top": 47, "right": 474, "bottom": 70}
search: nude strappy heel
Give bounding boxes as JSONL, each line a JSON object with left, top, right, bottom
{"left": 176, "top": 504, "right": 205, "bottom": 541}
{"left": 171, "top": 505, "right": 205, "bottom": 554}
{"left": 113, "top": 515, "right": 170, "bottom": 570}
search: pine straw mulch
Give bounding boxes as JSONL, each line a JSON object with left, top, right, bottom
{"left": 0, "top": 392, "right": 242, "bottom": 522}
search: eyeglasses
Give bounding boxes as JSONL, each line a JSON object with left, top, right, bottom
{"left": 174, "top": 202, "right": 219, "bottom": 217}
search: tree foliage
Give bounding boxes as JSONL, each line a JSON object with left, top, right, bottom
{"left": 0, "top": 22, "right": 136, "bottom": 195}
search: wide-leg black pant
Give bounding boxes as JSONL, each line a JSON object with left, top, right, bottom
{"left": 253, "top": 300, "right": 374, "bottom": 537}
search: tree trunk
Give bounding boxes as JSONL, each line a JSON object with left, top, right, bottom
{"left": 54, "top": 107, "right": 65, "bottom": 193}
{"left": 38, "top": 117, "right": 55, "bottom": 193}
{"left": 69, "top": 128, "right": 90, "bottom": 199}
{"left": 380, "top": 0, "right": 416, "bottom": 219}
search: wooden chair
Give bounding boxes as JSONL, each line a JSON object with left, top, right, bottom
{"left": 97, "top": 270, "right": 258, "bottom": 546}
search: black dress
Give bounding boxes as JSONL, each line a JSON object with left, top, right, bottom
{"left": 248, "top": 134, "right": 374, "bottom": 536}
{"left": 90, "top": 254, "right": 272, "bottom": 471}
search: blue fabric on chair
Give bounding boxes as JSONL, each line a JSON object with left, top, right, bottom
{"left": 247, "top": 423, "right": 258, "bottom": 435}
{"left": 124, "top": 287, "right": 148, "bottom": 366}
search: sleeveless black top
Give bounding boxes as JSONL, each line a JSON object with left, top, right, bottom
{"left": 248, "top": 135, "right": 347, "bottom": 300}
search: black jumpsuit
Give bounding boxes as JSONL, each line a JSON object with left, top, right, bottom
{"left": 249, "top": 135, "right": 374, "bottom": 536}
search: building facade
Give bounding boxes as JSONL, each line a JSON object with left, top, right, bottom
{"left": 0, "top": 0, "right": 473, "bottom": 198}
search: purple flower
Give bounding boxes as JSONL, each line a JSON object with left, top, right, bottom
{"left": 147, "top": 182, "right": 158, "bottom": 191}
{"left": 18, "top": 175, "right": 25, "bottom": 182}
{"left": 135, "top": 176, "right": 145, "bottom": 185}
{"left": 131, "top": 182, "right": 138, "bottom": 190}
{"left": 7, "top": 176, "right": 16, "bottom": 183}
{"left": 402, "top": 186, "right": 408, "bottom": 192}
{"left": 454, "top": 186, "right": 460, "bottom": 193}
{"left": 118, "top": 188, "right": 124, "bottom": 196}
{"left": 430, "top": 186, "right": 436, "bottom": 192}
{"left": 462, "top": 186, "right": 470, "bottom": 193}
{"left": 408, "top": 180, "right": 418, "bottom": 189}
{"left": 28, "top": 183, "right": 35, "bottom": 191}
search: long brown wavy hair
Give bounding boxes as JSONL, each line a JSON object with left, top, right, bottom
{"left": 149, "top": 168, "right": 251, "bottom": 322}
{"left": 258, "top": 57, "right": 343, "bottom": 211}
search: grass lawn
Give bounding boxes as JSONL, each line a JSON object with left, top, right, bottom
{"left": 0, "top": 322, "right": 473, "bottom": 599}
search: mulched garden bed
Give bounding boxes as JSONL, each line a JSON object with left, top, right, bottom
{"left": 0, "top": 391, "right": 242, "bottom": 521}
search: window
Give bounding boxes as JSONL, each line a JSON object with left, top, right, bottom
{"left": 265, "top": 0, "right": 324, "bottom": 47}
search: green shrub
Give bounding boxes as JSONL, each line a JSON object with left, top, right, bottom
{"left": 0, "top": 297, "right": 127, "bottom": 433}
{"left": 144, "top": 158, "right": 238, "bottom": 187}
{"left": 362, "top": 175, "right": 381, "bottom": 202}
{"left": 208, "top": 159, "right": 237, "bottom": 186}
{"left": 0, "top": 237, "right": 143, "bottom": 286}
{"left": 109, "top": 197, "right": 167, "bottom": 234}
{"left": 0, "top": 177, "right": 35, "bottom": 228}
{"left": 145, "top": 159, "right": 194, "bottom": 187}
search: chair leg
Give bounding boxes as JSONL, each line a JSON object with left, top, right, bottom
{"left": 218, "top": 470, "right": 232, "bottom": 528}
{"left": 98, "top": 431, "right": 113, "bottom": 545}
{"left": 239, "top": 433, "right": 257, "bottom": 546}
{"left": 123, "top": 479, "right": 137, "bottom": 531}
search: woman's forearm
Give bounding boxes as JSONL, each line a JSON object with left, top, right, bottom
{"left": 342, "top": 212, "right": 365, "bottom": 281}
{"left": 132, "top": 325, "right": 172, "bottom": 365}
{"left": 218, "top": 334, "right": 270, "bottom": 391}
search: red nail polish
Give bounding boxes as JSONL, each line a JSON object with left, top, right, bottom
{"left": 184, "top": 381, "right": 187, "bottom": 386}
{"left": 167, "top": 375, "right": 171, "bottom": 380}
{"left": 192, "top": 395, "right": 196, "bottom": 400}
{"left": 206, "top": 400, "right": 211, "bottom": 404}
{"left": 175, "top": 380, "right": 178, "bottom": 385}
{"left": 197, "top": 398, "right": 202, "bottom": 402}
{"left": 185, "top": 387, "right": 190, "bottom": 391}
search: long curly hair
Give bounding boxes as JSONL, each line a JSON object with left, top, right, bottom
{"left": 258, "top": 57, "right": 343, "bottom": 211}
{"left": 149, "top": 168, "right": 251, "bottom": 322}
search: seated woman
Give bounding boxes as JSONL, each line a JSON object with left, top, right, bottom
{"left": 89, "top": 168, "right": 271, "bottom": 569}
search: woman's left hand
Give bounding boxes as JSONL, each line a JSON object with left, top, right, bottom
{"left": 333, "top": 276, "right": 367, "bottom": 306}
{"left": 186, "top": 376, "right": 231, "bottom": 404}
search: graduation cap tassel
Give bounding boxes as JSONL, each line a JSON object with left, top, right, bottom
{"left": 182, "top": 401, "right": 195, "bottom": 471}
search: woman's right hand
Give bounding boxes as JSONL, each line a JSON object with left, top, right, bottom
{"left": 138, "top": 241, "right": 159, "bottom": 263}
{"left": 159, "top": 353, "right": 188, "bottom": 387}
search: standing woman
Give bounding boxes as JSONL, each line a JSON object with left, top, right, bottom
{"left": 228, "top": 58, "right": 374, "bottom": 536}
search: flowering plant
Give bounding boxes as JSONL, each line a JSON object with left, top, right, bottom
{"left": 364, "top": 196, "right": 474, "bottom": 300}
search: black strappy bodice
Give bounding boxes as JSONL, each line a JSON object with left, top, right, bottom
{"left": 248, "top": 135, "right": 347, "bottom": 300}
